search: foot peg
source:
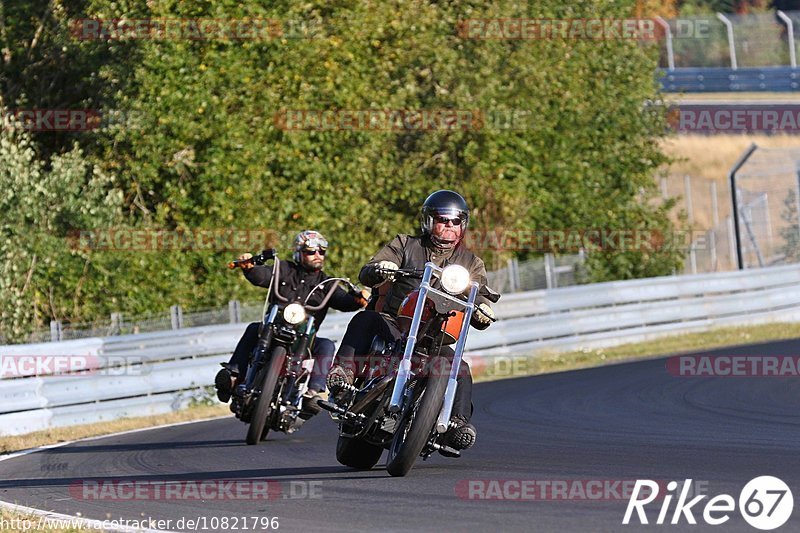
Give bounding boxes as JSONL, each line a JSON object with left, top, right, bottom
{"left": 437, "top": 445, "right": 462, "bottom": 458}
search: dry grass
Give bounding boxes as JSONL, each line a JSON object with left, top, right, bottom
{"left": 473, "top": 321, "right": 800, "bottom": 382}
{"left": 0, "top": 507, "right": 86, "bottom": 532}
{"left": 0, "top": 403, "right": 228, "bottom": 456}
{"left": 661, "top": 134, "right": 800, "bottom": 184}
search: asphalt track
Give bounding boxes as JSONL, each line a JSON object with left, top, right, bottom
{"left": 3, "top": 338, "right": 800, "bottom": 532}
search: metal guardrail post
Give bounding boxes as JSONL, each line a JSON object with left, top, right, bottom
{"left": 777, "top": 11, "right": 797, "bottom": 68}
{"left": 716, "top": 13, "right": 737, "bottom": 70}
{"left": 170, "top": 305, "right": 183, "bottom": 329}
{"left": 229, "top": 300, "right": 241, "bottom": 323}
{"left": 655, "top": 16, "right": 675, "bottom": 70}
{"left": 729, "top": 143, "right": 758, "bottom": 269}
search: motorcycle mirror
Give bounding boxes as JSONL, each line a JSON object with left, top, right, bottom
{"left": 482, "top": 286, "right": 501, "bottom": 303}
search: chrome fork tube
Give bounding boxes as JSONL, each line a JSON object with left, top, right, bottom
{"left": 388, "top": 266, "right": 433, "bottom": 412}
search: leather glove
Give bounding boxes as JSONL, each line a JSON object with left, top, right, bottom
{"left": 473, "top": 303, "right": 495, "bottom": 326}
{"left": 373, "top": 261, "right": 399, "bottom": 282}
{"left": 238, "top": 252, "right": 254, "bottom": 271}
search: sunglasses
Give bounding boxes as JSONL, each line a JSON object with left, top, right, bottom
{"left": 303, "top": 248, "right": 326, "bottom": 256}
{"left": 433, "top": 216, "right": 464, "bottom": 226}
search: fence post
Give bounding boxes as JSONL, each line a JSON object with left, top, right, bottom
{"left": 684, "top": 174, "right": 694, "bottom": 223}
{"left": 727, "top": 216, "right": 737, "bottom": 269}
{"left": 110, "top": 312, "right": 122, "bottom": 335}
{"left": 729, "top": 143, "right": 759, "bottom": 269}
{"left": 716, "top": 13, "right": 738, "bottom": 70}
{"left": 50, "top": 320, "right": 62, "bottom": 342}
{"left": 660, "top": 177, "right": 668, "bottom": 199}
{"left": 544, "top": 253, "right": 555, "bottom": 289}
{"left": 170, "top": 305, "right": 183, "bottom": 330}
{"left": 506, "top": 258, "right": 518, "bottom": 293}
{"left": 711, "top": 181, "right": 719, "bottom": 227}
{"left": 777, "top": 11, "right": 797, "bottom": 68}
{"left": 685, "top": 175, "right": 697, "bottom": 273}
{"left": 709, "top": 230, "right": 718, "bottom": 271}
{"left": 655, "top": 16, "right": 675, "bottom": 70}
{"left": 229, "top": 300, "right": 241, "bottom": 324}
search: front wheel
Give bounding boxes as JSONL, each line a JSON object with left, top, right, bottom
{"left": 386, "top": 356, "right": 449, "bottom": 477}
{"left": 245, "top": 346, "right": 287, "bottom": 445}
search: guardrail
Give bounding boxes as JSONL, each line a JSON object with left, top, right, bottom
{"left": 660, "top": 67, "right": 800, "bottom": 92}
{"left": 3, "top": 264, "right": 800, "bottom": 436}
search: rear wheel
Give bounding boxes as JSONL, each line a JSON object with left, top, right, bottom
{"left": 386, "top": 356, "right": 449, "bottom": 477}
{"left": 245, "top": 346, "right": 287, "bottom": 445}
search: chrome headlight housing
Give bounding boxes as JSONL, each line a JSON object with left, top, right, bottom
{"left": 440, "top": 264, "right": 471, "bottom": 295}
{"left": 283, "top": 303, "right": 307, "bottom": 325}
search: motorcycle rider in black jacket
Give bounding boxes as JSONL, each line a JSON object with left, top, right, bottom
{"left": 327, "top": 190, "right": 497, "bottom": 451}
{"left": 215, "top": 230, "right": 367, "bottom": 415}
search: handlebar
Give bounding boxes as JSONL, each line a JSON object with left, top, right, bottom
{"left": 375, "top": 267, "right": 424, "bottom": 279}
{"left": 304, "top": 277, "right": 359, "bottom": 311}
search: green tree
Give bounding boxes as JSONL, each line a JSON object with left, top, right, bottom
{"left": 0, "top": 112, "right": 123, "bottom": 341}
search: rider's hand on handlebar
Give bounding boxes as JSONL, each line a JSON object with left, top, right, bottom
{"left": 373, "top": 261, "right": 399, "bottom": 281}
{"left": 238, "top": 252, "right": 254, "bottom": 271}
{"left": 473, "top": 303, "right": 495, "bottom": 326}
{"left": 355, "top": 288, "right": 370, "bottom": 308}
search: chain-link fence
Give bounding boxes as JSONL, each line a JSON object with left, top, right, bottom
{"left": 732, "top": 146, "right": 800, "bottom": 268}
{"left": 486, "top": 253, "right": 586, "bottom": 294}
{"left": 23, "top": 254, "right": 587, "bottom": 343}
{"left": 667, "top": 146, "right": 800, "bottom": 274}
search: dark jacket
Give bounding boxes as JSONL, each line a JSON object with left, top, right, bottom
{"left": 244, "top": 260, "right": 363, "bottom": 327}
{"left": 359, "top": 234, "right": 492, "bottom": 328}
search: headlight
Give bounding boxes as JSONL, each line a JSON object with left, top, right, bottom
{"left": 440, "top": 264, "right": 470, "bottom": 294}
{"left": 283, "top": 303, "right": 307, "bottom": 325}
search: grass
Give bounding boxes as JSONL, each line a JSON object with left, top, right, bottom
{"left": 0, "top": 403, "right": 228, "bottom": 456}
{"left": 661, "top": 134, "right": 800, "bottom": 187}
{"left": 472, "top": 321, "right": 800, "bottom": 382}
{"left": 0, "top": 507, "right": 84, "bottom": 532}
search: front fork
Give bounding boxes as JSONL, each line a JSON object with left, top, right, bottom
{"left": 388, "top": 268, "right": 479, "bottom": 436}
{"left": 244, "top": 305, "right": 279, "bottom": 391}
{"left": 436, "top": 283, "right": 478, "bottom": 433}
{"left": 286, "top": 317, "right": 316, "bottom": 403}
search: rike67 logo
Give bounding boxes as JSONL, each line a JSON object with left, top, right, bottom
{"left": 623, "top": 477, "right": 793, "bottom": 530}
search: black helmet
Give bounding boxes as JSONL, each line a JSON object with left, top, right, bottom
{"left": 420, "top": 190, "right": 470, "bottom": 240}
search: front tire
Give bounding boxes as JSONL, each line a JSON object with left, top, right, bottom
{"left": 386, "top": 356, "right": 449, "bottom": 477}
{"left": 246, "top": 346, "right": 287, "bottom": 445}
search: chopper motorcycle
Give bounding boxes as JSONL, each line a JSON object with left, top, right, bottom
{"left": 319, "top": 261, "right": 500, "bottom": 476}
{"left": 227, "top": 249, "right": 360, "bottom": 444}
